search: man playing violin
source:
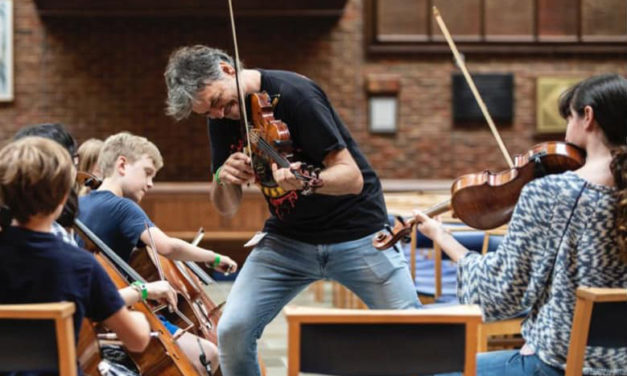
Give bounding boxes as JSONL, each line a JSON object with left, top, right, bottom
{"left": 164, "top": 45, "right": 420, "bottom": 376}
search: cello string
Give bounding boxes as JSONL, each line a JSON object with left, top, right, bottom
{"left": 144, "top": 222, "right": 166, "bottom": 281}
{"left": 144, "top": 223, "right": 196, "bottom": 332}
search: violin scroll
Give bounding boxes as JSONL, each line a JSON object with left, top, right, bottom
{"left": 76, "top": 171, "right": 102, "bottom": 190}
{"left": 372, "top": 215, "right": 416, "bottom": 250}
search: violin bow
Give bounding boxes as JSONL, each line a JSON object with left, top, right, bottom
{"left": 227, "top": 0, "right": 254, "bottom": 170}
{"left": 433, "top": 6, "right": 514, "bottom": 168}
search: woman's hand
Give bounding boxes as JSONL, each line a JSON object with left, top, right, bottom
{"left": 413, "top": 210, "right": 446, "bottom": 243}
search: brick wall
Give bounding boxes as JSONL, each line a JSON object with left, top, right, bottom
{"left": 4, "top": 0, "right": 626, "bottom": 180}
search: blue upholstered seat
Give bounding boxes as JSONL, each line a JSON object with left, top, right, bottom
{"left": 399, "top": 222, "right": 504, "bottom": 303}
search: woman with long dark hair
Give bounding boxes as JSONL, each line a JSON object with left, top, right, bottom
{"left": 416, "top": 74, "right": 627, "bottom": 375}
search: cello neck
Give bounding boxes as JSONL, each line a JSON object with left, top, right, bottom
{"left": 74, "top": 219, "right": 147, "bottom": 284}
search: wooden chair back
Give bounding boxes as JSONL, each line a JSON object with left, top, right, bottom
{"left": 0, "top": 302, "right": 77, "bottom": 375}
{"left": 565, "top": 287, "right": 627, "bottom": 376}
{"left": 285, "top": 304, "right": 482, "bottom": 376}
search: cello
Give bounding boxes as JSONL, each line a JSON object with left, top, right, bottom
{"left": 74, "top": 219, "right": 199, "bottom": 376}
{"left": 129, "top": 225, "right": 222, "bottom": 346}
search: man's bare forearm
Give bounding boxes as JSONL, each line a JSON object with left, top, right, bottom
{"left": 210, "top": 182, "right": 243, "bottom": 217}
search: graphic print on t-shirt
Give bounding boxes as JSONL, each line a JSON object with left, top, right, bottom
{"left": 250, "top": 153, "right": 299, "bottom": 219}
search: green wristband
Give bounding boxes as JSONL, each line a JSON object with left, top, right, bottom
{"left": 213, "top": 166, "right": 223, "bottom": 185}
{"left": 131, "top": 281, "right": 148, "bottom": 301}
{"left": 213, "top": 254, "right": 221, "bottom": 268}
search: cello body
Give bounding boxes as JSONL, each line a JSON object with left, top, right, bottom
{"left": 74, "top": 221, "right": 199, "bottom": 376}
{"left": 130, "top": 247, "right": 221, "bottom": 345}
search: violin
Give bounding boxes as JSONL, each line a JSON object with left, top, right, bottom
{"left": 74, "top": 219, "right": 199, "bottom": 375}
{"left": 373, "top": 141, "right": 585, "bottom": 250}
{"left": 245, "top": 92, "right": 323, "bottom": 195}
{"left": 225, "top": 0, "right": 322, "bottom": 196}
{"left": 373, "top": 9, "right": 587, "bottom": 251}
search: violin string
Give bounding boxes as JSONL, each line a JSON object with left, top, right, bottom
{"left": 249, "top": 132, "right": 291, "bottom": 168}
{"left": 227, "top": 0, "right": 254, "bottom": 169}
{"left": 249, "top": 132, "right": 309, "bottom": 181}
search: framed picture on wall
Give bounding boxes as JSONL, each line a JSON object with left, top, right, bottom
{"left": 536, "top": 77, "right": 583, "bottom": 134}
{"left": 0, "top": 0, "right": 12, "bottom": 102}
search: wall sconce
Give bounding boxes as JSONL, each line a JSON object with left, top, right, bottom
{"left": 366, "top": 74, "right": 400, "bottom": 134}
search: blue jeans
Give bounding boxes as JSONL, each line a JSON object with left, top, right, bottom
{"left": 476, "top": 350, "right": 564, "bottom": 376}
{"left": 217, "top": 232, "right": 421, "bottom": 376}
{"left": 436, "top": 351, "right": 564, "bottom": 376}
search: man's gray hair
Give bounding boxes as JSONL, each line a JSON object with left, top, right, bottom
{"left": 164, "top": 45, "right": 236, "bottom": 121}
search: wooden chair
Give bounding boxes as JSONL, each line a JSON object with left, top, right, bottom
{"left": 330, "top": 282, "right": 367, "bottom": 309}
{"left": 431, "top": 225, "right": 482, "bottom": 300}
{"left": 480, "top": 228, "right": 507, "bottom": 255}
{"left": 565, "top": 287, "right": 627, "bottom": 376}
{"left": 0, "top": 302, "right": 77, "bottom": 375}
{"left": 285, "top": 304, "right": 482, "bottom": 376}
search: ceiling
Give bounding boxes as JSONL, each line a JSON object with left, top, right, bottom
{"left": 34, "top": 0, "right": 349, "bottom": 17}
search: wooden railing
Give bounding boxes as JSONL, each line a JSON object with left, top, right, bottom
{"left": 141, "top": 180, "right": 452, "bottom": 266}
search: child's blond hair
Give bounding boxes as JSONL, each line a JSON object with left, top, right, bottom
{"left": 99, "top": 132, "right": 163, "bottom": 177}
{"left": 0, "top": 137, "right": 75, "bottom": 224}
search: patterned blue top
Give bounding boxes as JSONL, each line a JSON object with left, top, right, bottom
{"left": 458, "top": 171, "right": 627, "bottom": 375}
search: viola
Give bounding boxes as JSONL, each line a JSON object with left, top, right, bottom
{"left": 74, "top": 219, "right": 199, "bottom": 375}
{"left": 372, "top": 141, "right": 585, "bottom": 250}
{"left": 246, "top": 91, "right": 323, "bottom": 195}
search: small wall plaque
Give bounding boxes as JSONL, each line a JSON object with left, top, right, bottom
{"left": 452, "top": 73, "right": 513, "bottom": 124}
{"left": 536, "top": 77, "right": 583, "bottom": 134}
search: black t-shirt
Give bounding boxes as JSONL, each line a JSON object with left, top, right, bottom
{"left": 0, "top": 226, "right": 125, "bottom": 347}
{"left": 209, "top": 69, "right": 387, "bottom": 244}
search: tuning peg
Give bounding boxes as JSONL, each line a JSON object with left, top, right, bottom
{"left": 384, "top": 223, "right": 394, "bottom": 235}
